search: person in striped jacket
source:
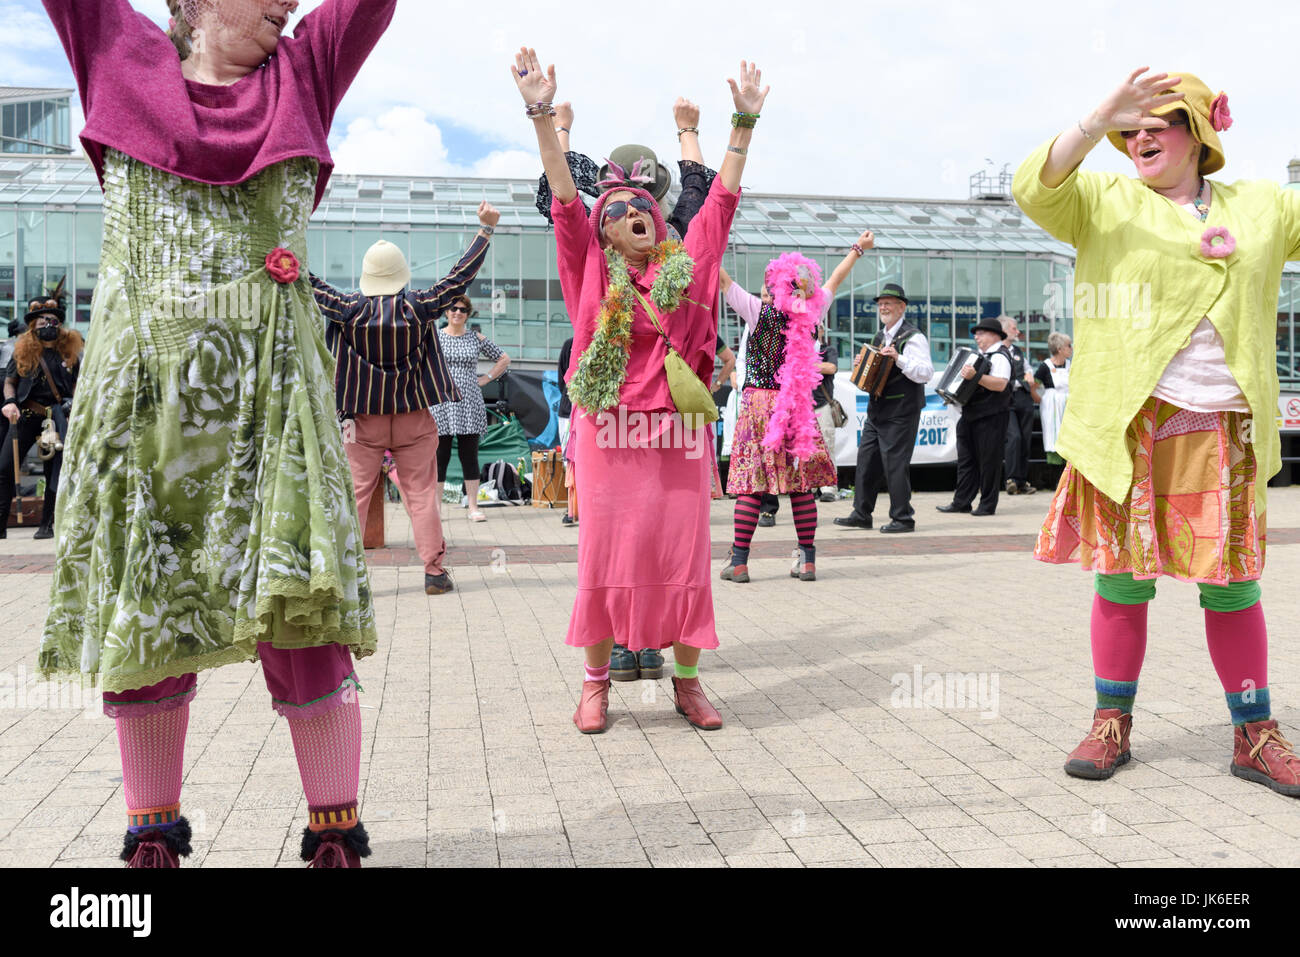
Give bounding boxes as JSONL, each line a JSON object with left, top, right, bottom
{"left": 311, "top": 201, "right": 498, "bottom": 594}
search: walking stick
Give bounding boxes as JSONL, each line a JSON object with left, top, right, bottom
{"left": 11, "top": 429, "right": 25, "bottom": 525}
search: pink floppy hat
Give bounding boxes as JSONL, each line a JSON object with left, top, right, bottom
{"left": 589, "top": 186, "right": 669, "bottom": 248}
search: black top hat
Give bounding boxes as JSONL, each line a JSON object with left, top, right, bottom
{"left": 24, "top": 276, "right": 67, "bottom": 326}
{"left": 971, "top": 316, "right": 1007, "bottom": 339}
{"left": 873, "top": 282, "right": 909, "bottom": 304}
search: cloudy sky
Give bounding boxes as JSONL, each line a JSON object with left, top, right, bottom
{"left": 5, "top": 0, "right": 1300, "bottom": 198}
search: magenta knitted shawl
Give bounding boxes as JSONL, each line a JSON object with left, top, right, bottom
{"left": 43, "top": 0, "right": 396, "bottom": 210}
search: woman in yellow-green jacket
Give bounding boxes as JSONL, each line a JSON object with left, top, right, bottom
{"left": 1013, "top": 68, "right": 1300, "bottom": 795}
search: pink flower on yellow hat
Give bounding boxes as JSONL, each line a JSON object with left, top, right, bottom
{"left": 1210, "top": 92, "right": 1233, "bottom": 132}
{"left": 1200, "top": 226, "right": 1236, "bottom": 259}
{"left": 265, "top": 247, "right": 300, "bottom": 284}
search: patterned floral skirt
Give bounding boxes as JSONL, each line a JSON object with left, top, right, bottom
{"left": 726, "top": 388, "right": 836, "bottom": 495}
{"left": 1035, "top": 397, "right": 1264, "bottom": 585}
{"left": 39, "top": 151, "right": 376, "bottom": 693}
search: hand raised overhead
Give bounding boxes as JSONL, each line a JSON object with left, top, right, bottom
{"left": 511, "top": 47, "right": 557, "bottom": 106}
{"left": 727, "top": 60, "right": 770, "bottom": 114}
{"left": 1092, "top": 67, "right": 1185, "bottom": 134}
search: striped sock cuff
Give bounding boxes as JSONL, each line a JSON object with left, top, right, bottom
{"left": 1226, "top": 687, "right": 1271, "bottom": 726}
{"left": 309, "top": 803, "right": 359, "bottom": 832}
{"left": 127, "top": 804, "right": 181, "bottom": 830}
{"left": 1095, "top": 677, "right": 1138, "bottom": 713}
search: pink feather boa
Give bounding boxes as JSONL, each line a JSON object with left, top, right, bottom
{"left": 761, "top": 252, "right": 830, "bottom": 462}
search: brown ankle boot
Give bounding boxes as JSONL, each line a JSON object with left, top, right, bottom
{"left": 1231, "top": 719, "right": 1300, "bottom": 797}
{"left": 1064, "top": 708, "right": 1132, "bottom": 779}
{"left": 672, "top": 676, "right": 722, "bottom": 730}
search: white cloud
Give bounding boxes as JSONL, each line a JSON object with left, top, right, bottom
{"left": 330, "top": 106, "right": 537, "bottom": 179}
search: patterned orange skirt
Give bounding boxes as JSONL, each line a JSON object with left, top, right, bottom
{"left": 1035, "top": 397, "right": 1264, "bottom": 585}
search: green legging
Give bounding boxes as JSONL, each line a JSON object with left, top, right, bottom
{"left": 1094, "top": 572, "right": 1260, "bottom": 612}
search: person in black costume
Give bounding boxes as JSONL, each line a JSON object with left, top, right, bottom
{"left": 1, "top": 280, "right": 82, "bottom": 539}
{"left": 1000, "top": 315, "right": 1039, "bottom": 496}
{"left": 937, "top": 317, "right": 1012, "bottom": 517}
{"left": 835, "top": 283, "right": 935, "bottom": 533}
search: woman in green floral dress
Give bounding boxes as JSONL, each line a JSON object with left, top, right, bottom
{"left": 41, "top": 0, "right": 397, "bottom": 867}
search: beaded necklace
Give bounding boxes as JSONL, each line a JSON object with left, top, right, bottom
{"left": 1190, "top": 178, "right": 1211, "bottom": 222}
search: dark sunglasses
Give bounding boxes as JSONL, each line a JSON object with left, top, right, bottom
{"left": 1119, "top": 116, "right": 1188, "bottom": 139}
{"left": 446, "top": 305, "right": 469, "bottom": 314}
{"left": 602, "top": 196, "right": 654, "bottom": 222}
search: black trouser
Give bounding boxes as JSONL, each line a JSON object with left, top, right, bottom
{"left": 851, "top": 411, "right": 921, "bottom": 525}
{"left": 1003, "top": 389, "right": 1035, "bottom": 485}
{"left": 436, "top": 433, "right": 481, "bottom": 484}
{"left": 953, "top": 409, "right": 1009, "bottom": 513}
{"left": 0, "top": 413, "right": 62, "bottom": 528}
{"left": 759, "top": 492, "right": 779, "bottom": 515}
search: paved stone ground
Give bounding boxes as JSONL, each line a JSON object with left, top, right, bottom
{"left": 2, "top": 484, "right": 1299, "bottom": 868}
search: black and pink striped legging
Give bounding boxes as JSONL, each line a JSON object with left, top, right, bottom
{"left": 732, "top": 492, "right": 817, "bottom": 551}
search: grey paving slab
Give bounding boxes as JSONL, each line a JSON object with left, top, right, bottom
{"left": 3, "top": 490, "right": 1300, "bottom": 867}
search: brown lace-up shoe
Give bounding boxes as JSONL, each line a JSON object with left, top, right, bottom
{"left": 1231, "top": 719, "right": 1300, "bottom": 797}
{"left": 1064, "top": 708, "right": 1132, "bottom": 780}
{"left": 672, "top": 676, "right": 722, "bottom": 730}
{"left": 572, "top": 679, "right": 610, "bottom": 734}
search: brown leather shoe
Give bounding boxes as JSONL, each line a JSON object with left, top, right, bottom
{"left": 672, "top": 676, "right": 722, "bottom": 731}
{"left": 1231, "top": 719, "right": 1300, "bottom": 797}
{"left": 572, "top": 679, "right": 610, "bottom": 734}
{"left": 1064, "top": 708, "right": 1132, "bottom": 779}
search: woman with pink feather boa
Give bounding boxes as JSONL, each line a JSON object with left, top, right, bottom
{"left": 719, "top": 233, "right": 874, "bottom": 583}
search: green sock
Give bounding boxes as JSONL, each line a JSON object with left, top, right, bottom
{"left": 674, "top": 662, "right": 699, "bottom": 680}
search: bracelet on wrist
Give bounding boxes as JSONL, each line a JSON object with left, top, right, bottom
{"left": 851, "top": 243, "right": 865, "bottom": 257}
{"left": 479, "top": 225, "right": 495, "bottom": 236}
{"left": 525, "top": 101, "right": 556, "bottom": 118}
{"left": 731, "top": 112, "right": 759, "bottom": 129}
{"left": 726, "top": 145, "right": 747, "bottom": 156}
{"left": 1077, "top": 118, "right": 1099, "bottom": 142}
{"left": 554, "top": 125, "right": 570, "bottom": 134}
{"left": 676, "top": 126, "right": 699, "bottom": 139}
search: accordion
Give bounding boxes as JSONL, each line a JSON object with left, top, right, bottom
{"left": 851, "top": 345, "right": 895, "bottom": 398}
{"left": 935, "top": 347, "right": 991, "bottom": 406}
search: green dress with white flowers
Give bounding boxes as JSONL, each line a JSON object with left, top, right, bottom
{"left": 39, "top": 150, "right": 376, "bottom": 693}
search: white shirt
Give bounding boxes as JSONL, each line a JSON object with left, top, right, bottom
{"left": 1150, "top": 196, "right": 1250, "bottom": 413}
{"left": 880, "top": 318, "right": 935, "bottom": 384}
{"left": 980, "top": 344, "right": 1013, "bottom": 382}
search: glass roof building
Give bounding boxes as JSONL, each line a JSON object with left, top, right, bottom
{"left": 0, "top": 87, "right": 74, "bottom": 156}
{"left": 4, "top": 149, "right": 1300, "bottom": 383}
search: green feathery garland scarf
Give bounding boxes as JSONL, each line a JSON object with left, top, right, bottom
{"left": 568, "top": 240, "right": 695, "bottom": 413}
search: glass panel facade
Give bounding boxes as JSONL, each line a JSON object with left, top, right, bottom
{"left": 0, "top": 96, "right": 74, "bottom": 153}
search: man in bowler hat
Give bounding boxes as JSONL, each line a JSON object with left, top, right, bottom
{"left": 937, "top": 316, "right": 1013, "bottom": 516}
{"left": 835, "top": 283, "right": 934, "bottom": 532}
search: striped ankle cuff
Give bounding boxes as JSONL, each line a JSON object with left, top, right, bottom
{"left": 309, "top": 803, "right": 359, "bottom": 832}
{"left": 1095, "top": 677, "right": 1138, "bottom": 713}
{"left": 128, "top": 804, "right": 181, "bottom": 830}
{"left": 1226, "top": 687, "right": 1271, "bottom": 726}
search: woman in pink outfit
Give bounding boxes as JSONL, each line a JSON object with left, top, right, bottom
{"left": 511, "top": 47, "right": 768, "bottom": 734}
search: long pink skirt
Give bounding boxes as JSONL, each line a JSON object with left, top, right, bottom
{"left": 564, "top": 409, "right": 719, "bottom": 652}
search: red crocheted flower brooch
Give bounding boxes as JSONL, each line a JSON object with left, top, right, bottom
{"left": 266, "top": 248, "right": 300, "bottom": 284}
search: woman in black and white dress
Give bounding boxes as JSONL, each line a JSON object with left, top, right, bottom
{"left": 432, "top": 295, "right": 510, "bottom": 521}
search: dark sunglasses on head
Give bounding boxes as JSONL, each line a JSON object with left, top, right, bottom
{"left": 1120, "top": 116, "right": 1188, "bottom": 139}
{"left": 602, "top": 196, "right": 654, "bottom": 222}
{"left": 446, "top": 305, "right": 469, "bottom": 314}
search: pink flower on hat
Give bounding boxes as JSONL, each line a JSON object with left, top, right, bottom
{"left": 265, "top": 247, "right": 300, "bottom": 283}
{"left": 1200, "top": 226, "right": 1236, "bottom": 259}
{"left": 1210, "top": 92, "right": 1233, "bottom": 132}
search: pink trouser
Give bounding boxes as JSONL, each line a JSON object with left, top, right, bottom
{"left": 346, "top": 411, "right": 446, "bottom": 576}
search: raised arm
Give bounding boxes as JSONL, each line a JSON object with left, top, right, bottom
{"left": 292, "top": 0, "right": 398, "bottom": 121}
{"left": 823, "top": 229, "right": 876, "bottom": 298}
{"left": 717, "top": 61, "right": 769, "bottom": 195}
{"left": 309, "top": 273, "right": 362, "bottom": 324}
{"left": 554, "top": 102, "right": 573, "bottom": 153}
{"left": 512, "top": 48, "right": 576, "bottom": 204}
{"left": 675, "top": 98, "right": 705, "bottom": 165}
{"left": 412, "top": 202, "right": 498, "bottom": 316}
{"left": 720, "top": 268, "right": 763, "bottom": 332}
{"left": 43, "top": 0, "right": 149, "bottom": 101}
{"left": 1038, "top": 67, "right": 1185, "bottom": 189}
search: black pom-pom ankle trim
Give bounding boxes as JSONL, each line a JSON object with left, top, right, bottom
{"left": 120, "top": 816, "right": 193, "bottom": 862}
{"left": 300, "top": 821, "right": 371, "bottom": 861}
